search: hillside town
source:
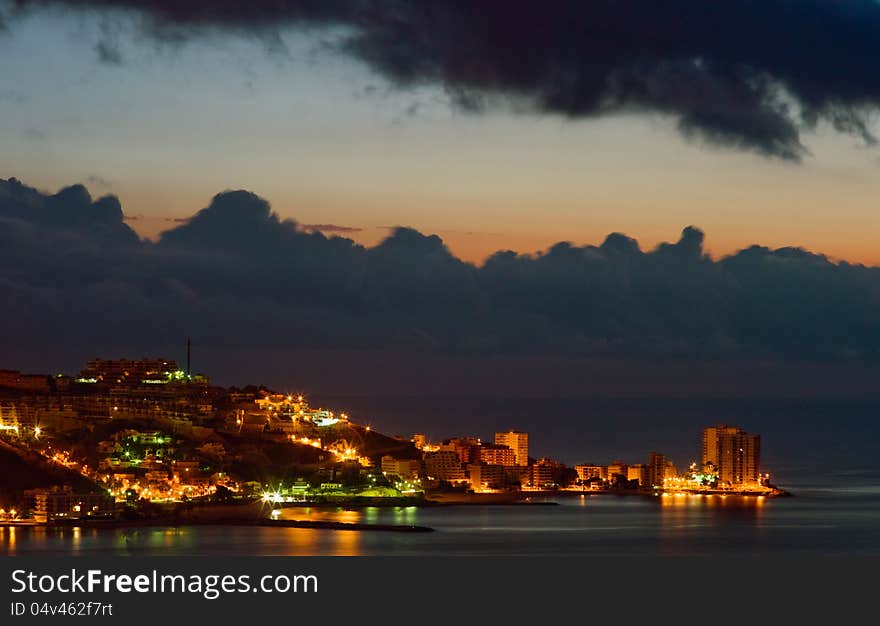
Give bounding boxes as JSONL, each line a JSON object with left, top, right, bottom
{"left": 0, "top": 357, "right": 784, "bottom": 524}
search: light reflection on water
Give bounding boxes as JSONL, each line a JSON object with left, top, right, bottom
{"left": 2, "top": 492, "right": 878, "bottom": 556}
{"left": 274, "top": 507, "right": 363, "bottom": 524}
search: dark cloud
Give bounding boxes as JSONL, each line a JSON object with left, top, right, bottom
{"left": 8, "top": 1, "right": 880, "bottom": 159}
{"left": 94, "top": 39, "right": 123, "bottom": 65}
{"left": 2, "top": 176, "right": 880, "bottom": 363}
{"left": 0, "top": 177, "right": 139, "bottom": 244}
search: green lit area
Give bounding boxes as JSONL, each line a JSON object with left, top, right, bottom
{"left": 690, "top": 472, "right": 718, "bottom": 486}
{"left": 259, "top": 474, "right": 423, "bottom": 504}
{"left": 105, "top": 431, "right": 180, "bottom": 468}
{"left": 142, "top": 369, "right": 203, "bottom": 385}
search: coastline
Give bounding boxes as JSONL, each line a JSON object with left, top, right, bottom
{"left": 1, "top": 502, "right": 434, "bottom": 533}
{"left": 0, "top": 494, "right": 566, "bottom": 532}
{"left": 0, "top": 485, "right": 795, "bottom": 540}
{"left": 1, "top": 519, "right": 433, "bottom": 533}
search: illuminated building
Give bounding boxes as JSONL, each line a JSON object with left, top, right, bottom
{"left": 479, "top": 444, "right": 516, "bottom": 466}
{"left": 288, "top": 480, "right": 311, "bottom": 501}
{"left": 0, "top": 401, "right": 22, "bottom": 435}
{"left": 647, "top": 452, "right": 676, "bottom": 488}
{"left": 412, "top": 433, "right": 428, "bottom": 449}
{"left": 606, "top": 461, "right": 628, "bottom": 482}
{"left": 380, "top": 456, "right": 421, "bottom": 480}
{"left": 255, "top": 394, "right": 308, "bottom": 416}
{"left": 440, "top": 437, "right": 482, "bottom": 464}
{"left": 575, "top": 464, "right": 607, "bottom": 482}
{"left": 254, "top": 394, "right": 343, "bottom": 430}
{"left": 627, "top": 464, "right": 649, "bottom": 487}
{"left": 423, "top": 450, "right": 466, "bottom": 481}
{"left": 702, "top": 425, "right": 761, "bottom": 486}
{"left": 310, "top": 410, "right": 341, "bottom": 427}
{"left": 494, "top": 430, "right": 529, "bottom": 466}
{"left": 0, "top": 370, "right": 50, "bottom": 392}
{"left": 238, "top": 412, "right": 268, "bottom": 434}
{"left": 529, "top": 460, "right": 555, "bottom": 489}
{"left": 31, "top": 487, "right": 115, "bottom": 523}
{"left": 468, "top": 463, "right": 507, "bottom": 490}
{"left": 80, "top": 358, "right": 179, "bottom": 385}
{"left": 267, "top": 415, "right": 299, "bottom": 434}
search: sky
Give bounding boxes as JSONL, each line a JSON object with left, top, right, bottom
{"left": 2, "top": 4, "right": 880, "bottom": 265}
{"left": 5, "top": 1, "right": 880, "bottom": 464}
{"left": 5, "top": 0, "right": 880, "bottom": 399}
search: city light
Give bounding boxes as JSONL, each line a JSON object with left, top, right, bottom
{"left": 0, "top": 357, "right": 788, "bottom": 525}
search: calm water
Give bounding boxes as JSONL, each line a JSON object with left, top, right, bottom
{"left": 4, "top": 482, "right": 879, "bottom": 556}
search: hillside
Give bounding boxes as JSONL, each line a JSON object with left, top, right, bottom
{"left": 0, "top": 440, "right": 100, "bottom": 507}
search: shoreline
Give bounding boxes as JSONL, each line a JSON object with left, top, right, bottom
{"left": 0, "top": 485, "right": 793, "bottom": 532}
{"left": 1, "top": 517, "right": 434, "bottom": 533}
{"left": 0, "top": 487, "right": 792, "bottom": 533}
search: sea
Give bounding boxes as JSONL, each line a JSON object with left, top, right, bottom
{"left": 2, "top": 486, "right": 879, "bottom": 556}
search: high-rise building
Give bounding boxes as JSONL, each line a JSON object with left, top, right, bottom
{"left": 702, "top": 425, "right": 760, "bottom": 486}
{"left": 440, "top": 437, "right": 482, "bottom": 464}
{"left": 380, "top": 456, "right": 421, "bottom": 480}
{"left": 529, "top": 459, "right": 555, "bottom": 489}
{"left": 479, "top": 444, "right": 516, "bottom": 466}
{"left": 468, "top": 464, "right": 508, "bottom": 490}
{"left": 627, "top": 464, "right": 649, "bottom": 487}
{"left": 494, "top": 430, "right": 529, "bottom": 466}
{"left": 30, "top": 487, "right": 115, "bottom": 523}
{"left": 80, "top": 358, "right": 178, "bottom": 384}
{"left": 647, "top": 452, "right": 676, "bottom": 488}
{"left": 702, "top": 425, "right": 734, "bottom": 468}
{"left": 423, "top": 450, "right": 465, "bottom": 481}
{"left": 606, "top": 461, "right": 628, "bottom": 482}
{"left": 0, "top": 370, "right": 50, "bottom": 392}
{"left": 574, "top": 464, "right": 607, "bottom": 481}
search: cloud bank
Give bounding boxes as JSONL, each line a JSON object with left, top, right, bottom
{"left": 2, "top": 177, "right": 879, "bottom": 361}
{"left": 6, "top": 1, "right": 880, "bottom": 159}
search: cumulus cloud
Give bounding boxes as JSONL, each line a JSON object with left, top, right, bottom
{"left": 2, "top": 176, "right": 880, "bottom": 361}
{"left": 8, "top": 1, "right": 880, "bottom": 159}
{"left": 0, "top": 177, "right": 139, "bottom": 244}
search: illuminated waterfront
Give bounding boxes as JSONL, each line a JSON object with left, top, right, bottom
{"left": 2, "top": 480, "right": 878, "bottom": 556}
